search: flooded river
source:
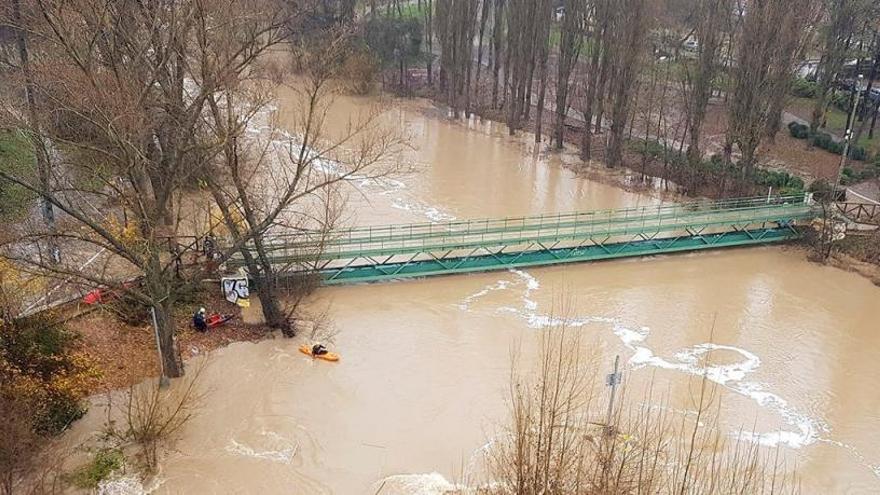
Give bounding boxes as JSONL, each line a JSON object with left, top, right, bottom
{"left": 73, "top": 93, "right": 880, "bottom": 494}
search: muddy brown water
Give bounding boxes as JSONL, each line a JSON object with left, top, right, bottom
{"left": 64, "top": 93, "right": 880, "bottom": 494}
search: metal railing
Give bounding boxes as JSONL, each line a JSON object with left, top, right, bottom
{"left": 233, "top": 194, "right": 814, "bottom": 265}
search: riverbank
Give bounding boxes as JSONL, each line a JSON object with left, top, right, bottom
{"left": 66, "top": 290, "right": 268, "bottom": 392}
{"left": 36, "top": 87, "right": 880, "bottom": 494}
{"left": 413, "top": 91, "right": 880, "bottom": 287}
{"left": 831, "top": 232, "right": 880, "bottom": 285}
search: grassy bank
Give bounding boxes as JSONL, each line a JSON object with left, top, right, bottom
{"left": 0, "top": 129, "right": 37, "bottom": 220}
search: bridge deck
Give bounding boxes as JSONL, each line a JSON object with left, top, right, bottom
{"left": 230, "top": 194, "right": 816, "bottom": 284}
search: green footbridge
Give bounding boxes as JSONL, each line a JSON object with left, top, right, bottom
{"left": 233, "top": 194, "right": 817, "bottom": 285}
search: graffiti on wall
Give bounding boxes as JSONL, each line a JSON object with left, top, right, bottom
{"left": 221, "top": 276, "right": 250, "bottom": 308}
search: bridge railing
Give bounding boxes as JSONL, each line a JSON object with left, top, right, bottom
{"left": 232, "top": 194, "right": 813, "bottom": 264}
{"left": 836, "top": 202, "right": 880, "bottom": 225}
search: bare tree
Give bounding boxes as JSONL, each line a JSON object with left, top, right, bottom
{"left": 102, "top": 363, "right": 207, "bottom": 473}
{"left": 488, "top": 313, "right": 800, "bottom": 494}
{"left": 580, "top": 0, "right": 610, "bottom": 161}
{"left": 726, "top": 0, "right": 818, "bottom": 176}
{"left": 436, "top": 0, "right": 479, "bottom": 116}
{"left": 205, "top": 31, "right": 403, "bottom": 336}
{"left": 683, "top": 0, "right": 730, "bottom": 166}
{"left": 491, "top": 0, "right": 506, "bottom": 109}
{"left": 533, "top": 0, "right": 555, "bottom": 143}
{"left": 7, "top": 0, "right": 57, "bottom": 263}
{"left": 553, "top": 0, "right": 585, "bottom": 150}
{"left": 0, "top": 395, "right": 40, "bottom": 495}
{"left": 810, "top": 0, "right": 868, "bottom": 134}
{"left": 604, "top": 0, "right": 653, "bottom": 168}
{"left": 473, "top": 0, "right": 492, "bottom": 111}
{"left": 0, "top": 0, "right": 287, "bottom": 378}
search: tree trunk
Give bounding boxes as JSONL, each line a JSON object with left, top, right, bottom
{"left": 13, "top": 0, "right": 58, "bottom": 263}
{"left": 254, "top": 274, "right": 292, "bottom": 336}
{"left": 492, "top": 0, "right": 505, "bottom": 109}
{"left": 593, "top": 53, "right": 609, "bottom": 134}
{"left": 580, "top": 20, "right": 604, "bottom": 161}
{"left": 474, "top": 0, "right": 491, "bottom": 109}
{"left": 149, "top": 287, "right": 182, "bottom": 378}
{"left": 533, "top": 0, "right": 551, "bottom": 144}
{"left": 554, "top": 0, "right": 582, "bottom": 150}
{"left": 426, "top": 0, "right": 434, "bottom": 85}
{"left": 853, "top": 44, "right": 880, "bottom": 144}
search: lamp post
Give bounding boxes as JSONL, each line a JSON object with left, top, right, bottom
{"left": 834, "top": 74, "right": 866, "bottom": 199}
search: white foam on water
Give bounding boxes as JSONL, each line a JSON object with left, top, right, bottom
{"left": 98, "top": 477, "right": 147, "bottom": 495}
{"left": 98, "top": 475, "right": 164, "bottom": 495}
{"left": 390, "top": 198, "right": 457, "bottom": 223}
{"left": 373, "top": 472, "right": 462, "bottom": 495}
{"left": 456, "top": 270, "right": 828, "bottom": 452}
{"left": 225, "top": 438, "right": 297, "bottom": 464}
{"left": 458, "top": 280, "right": 511, "bottom": 310}
{"left": 243, "top": 95, "right": 459, "bottom": 225}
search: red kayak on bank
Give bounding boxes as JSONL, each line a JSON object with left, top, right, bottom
{"left": 206, "top": 313, "right": 234, "bottom": 328}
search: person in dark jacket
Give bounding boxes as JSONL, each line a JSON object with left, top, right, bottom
{"left": 193, "top": 307, "right": 208, "bottom": 332}
{"left": 311, "top": 343, "right": 328, "bottom": 356}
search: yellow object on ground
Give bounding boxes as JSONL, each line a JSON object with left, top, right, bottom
{"left": 299, "top": 344, "right": 340, "bottom": 362}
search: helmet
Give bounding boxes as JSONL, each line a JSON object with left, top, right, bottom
{"left": 199, "top": 307, "right": 206, "bottom": 314}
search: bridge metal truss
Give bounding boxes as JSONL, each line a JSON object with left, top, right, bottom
{"left": 229, "top": 194, "right": 817, "bottom": 285}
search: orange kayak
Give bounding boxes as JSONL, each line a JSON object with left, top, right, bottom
{"left": 299, "top": 345, "right": 340, "bottom": 362}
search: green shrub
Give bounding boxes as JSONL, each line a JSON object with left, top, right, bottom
{"left": 0, "top": 130, "right": 37, "bottom": 220}
{"left": 629, "top": 139, "right": 686, "bottom": 167}
{"left": 34, "top": 388, "right": 88, "bottom": 435}
{"left": 791, "top": 78, "right": 819, "bottom": 98}
{"left": 69, "top": 448, "right": 124, "bottom": 489}
{"left": 787, "top": 121, "right": 810, "bottom": 139}
{"left": 830, "top": 90, "right": 850, "bottom": 112}
{"left": 848, "top": 145, "right": 868, "bottom": 161}
{"left": 1, "top": 315, "right": 76, "bottom": 378}
{"left": 859, "top": 168, "right": 878, "bottom": 180}
{"left": 811, "top": 132, "right": 833, "bottom": 150}
{"left": 827, "top": 141, "right": 844, "bottom": 155}
{"left": 808, "top": 130, "right": 869, "bottom": 160}
{"left": 1, "top": 315, "right": 97, "bottom": 435}
{"left": 751, "top": 168, "right": 804, "bottom": 193}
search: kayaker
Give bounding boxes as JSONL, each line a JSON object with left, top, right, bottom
{"left": 193, "top": 308, "right": 208, "bottom": 332}
{"left": 311, "top": 343, "right": 328, "bottom": 356}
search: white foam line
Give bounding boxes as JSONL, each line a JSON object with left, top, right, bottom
{"left": 390, "top": 197, "right": 457, "bottom": 223}
{"left": 373, "top": 472, "right": 463, "bottom": 495}
{"left": 457, "top": 270, "right": 829, "bottom": 451}
{"left": 457, "top": 279, "right": 511, "bottom": 310}
{"left": 247, "top": 102, "right": 456, "bottom": 225}
{"left": 225, "top": 438, "right": 297, "bottom": 464}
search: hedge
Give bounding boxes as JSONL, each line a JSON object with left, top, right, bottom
{"left": 791, "top": 78, "right": 819, "bottom": 98}
{"left": 787, "top": 122, "right": 869, "bottom": 161}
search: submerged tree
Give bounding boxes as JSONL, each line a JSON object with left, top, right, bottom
{"left": 604, "top": 0, "right": 653, "bottom": 168}
{"left": 435, "top": 0, "right": 479, "bottom": 116}
{"left": 553, "top": 0, "right": 585, "bottom": 150}
{"left": 364, "top": 15, "right": 426, "bottom": 90}
{"left": 489, "top": 315, "right": 800, "bottom": 494}
{"left": 204, "top": 31, "right": 403, "bottom": 336}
